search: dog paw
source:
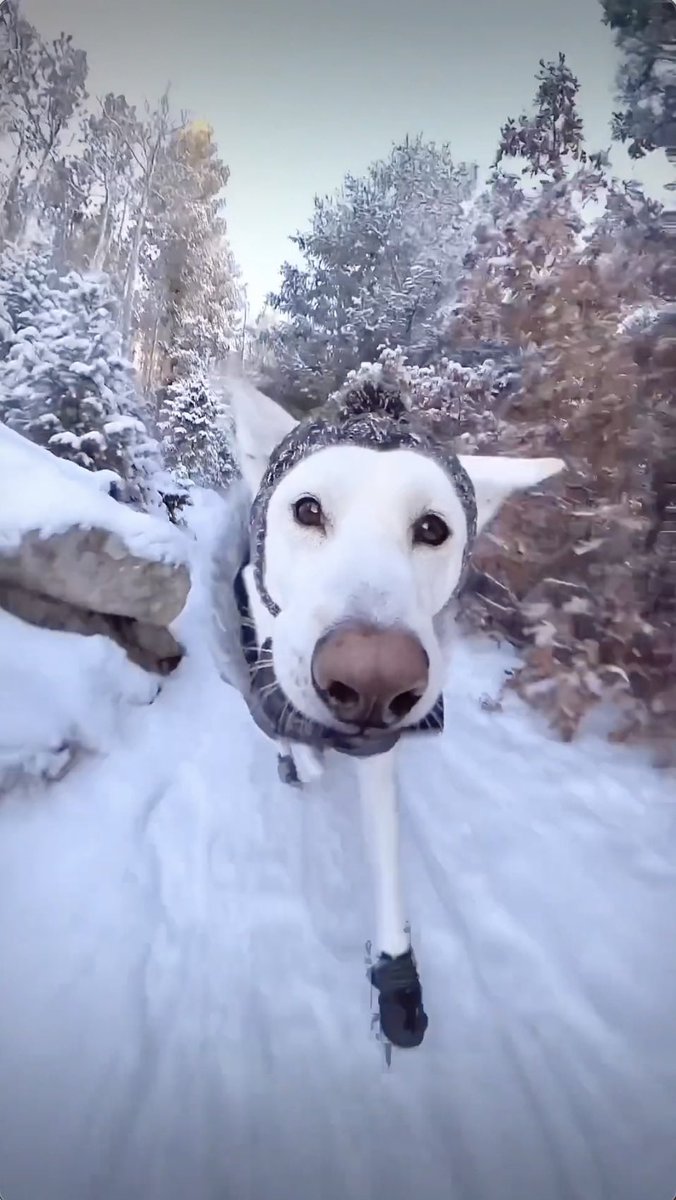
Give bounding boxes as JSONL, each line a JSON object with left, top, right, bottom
{"left": 293, "top": 744, "right": 325, "bottom": 784}
{"left": 277, "top": 752, "right": 302, "bottom": 788}
{"left": 370, "top": 948, "right": 428, "bottom": 1049}
{"left": 278, "top": 744, "right": 325, "bottom": 789}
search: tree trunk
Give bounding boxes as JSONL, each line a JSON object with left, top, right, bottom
{"left": 91, "top": 182, "right": 113, "bottom": 271}
{"left": 121, "top": 134, "right": 162, "bottom": 347}
{"left": 19, "top": 143, "right": 53, "bottom": 245}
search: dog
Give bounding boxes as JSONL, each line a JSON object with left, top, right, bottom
{"left": 215, "top": 375, "right": 564, "bottom": 1051}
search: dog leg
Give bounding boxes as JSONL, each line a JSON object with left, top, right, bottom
{"left": 357, "top": 750, "right": 408, "bottom": 956}
{"left": 277, "top": 741, "right": 325, "bottom": 788}
{"left": 357, "top": 750, "right": 428, "bottom": 1048}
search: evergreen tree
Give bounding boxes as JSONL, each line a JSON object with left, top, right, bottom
{"left": 267, "top": 135, "right": 477, "bottom": 410}
{"left": 158, "top": 372, "right": 216, "bottom": 485}
{"left": 156, "top": 349, "right": 232, "bottom": 487}
{"left": 0, "top": 239, "right": 55, "bottom": 375}
{"left": 0, "top": 248, "right": 162, "bottom": 503}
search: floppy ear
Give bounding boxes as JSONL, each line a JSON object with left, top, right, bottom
{"left": 458, "top": 454, "right": 565, "bottom": 534}
{"left": 226, "top": 374, "right": 298, "bottom": 495}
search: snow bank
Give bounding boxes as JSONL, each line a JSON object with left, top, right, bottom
{"left": 0, "top": 608, "right": 160, "bottom": 793}
{"left": 0, "top": 422, "right": 187, "bottom": 566}
{"left": 0, "top": 425, "right": 194, "bottom": 792}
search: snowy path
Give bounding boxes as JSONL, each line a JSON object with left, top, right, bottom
{"left": 1, "top": 501, "right": 675, "bottom": 1200}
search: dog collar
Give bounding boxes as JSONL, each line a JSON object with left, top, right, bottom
{"left": 248, "top": 383, "right": 478, "bottom": 618}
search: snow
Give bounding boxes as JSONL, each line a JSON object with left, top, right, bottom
{"left": 0, "top": 607, "right": 160, "bottom": 792}
{"left": 103, "top": 415, "right": 146, "bottom": 436}
{"left": 0, "top": 422, "right": 189, "bottom": 565}
{"left": 0, "top": 485, "right": 675, "bottom": 1200}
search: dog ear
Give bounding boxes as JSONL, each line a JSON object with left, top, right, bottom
{"left": 227, "top": 376, "right": 298, "bottom": 495}
{"left": 458, "top": 455, "right": 565, "bottom": 534}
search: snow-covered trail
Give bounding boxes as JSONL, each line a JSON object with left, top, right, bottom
{"left": 1, "top": 498, "right": 675, "bottom": 1200}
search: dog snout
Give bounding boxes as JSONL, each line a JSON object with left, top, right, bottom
{"left": 311, "top": 622, "right": 429, "bottom": 728}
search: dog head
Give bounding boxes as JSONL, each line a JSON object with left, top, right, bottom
{"left": 229, "top": 377, "right": 563, "bottom": 738}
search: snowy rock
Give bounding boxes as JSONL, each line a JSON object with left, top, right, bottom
{"left": 0, "top": 423, "right": 191, "bottom": 672}
{"left": 0, "top": 526, "right": 189, "bottom": 626}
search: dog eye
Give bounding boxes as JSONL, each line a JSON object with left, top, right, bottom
{"left": 293, "top": 495, "right": 324, "bottom": 528}
{"left": 412, "top": 513, "right": 451, "bottom": 547}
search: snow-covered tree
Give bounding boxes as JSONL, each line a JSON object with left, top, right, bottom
{"left": 0, "top": 239, "right": 55, "bottom": 370}
{"left": 266, "top": 135, "right": 477, "bottom": 410}
{"left": 117, "top": 90, "right": 177, "bottom": 346}
{"left": 0, "top": 2, "right": 243, "bottom": 504}
{"left": 156, "top": 349, "right": 232, "bottom": 487}
{"left": 0, "top": 248, "right": 162, "bottom": 503}
{"left": 0, "top": 0, "right": 88, "bottom": 241}
{"left": 74, "top": 92, "right": 143, "bottom": 274}
{"left": 495, "top": 54, "right": 602, "bottom": 181}
{"left": 137, "top": 119, "right": 241, "bottom": 396}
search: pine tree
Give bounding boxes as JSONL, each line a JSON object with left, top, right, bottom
{"left": 0, "top": 238, "right": 54, "bottom": 370}
{"left": 0, "top": 248, "right": 162, "bottom": 503}
{"left": 156, "top": 348, "right": 231, "bottom": 488}
{"left": 266, "top": 135, "right": 477, "bottom": 410}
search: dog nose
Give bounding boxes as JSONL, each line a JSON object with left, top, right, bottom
{"left": 311, "top": 622, "right": 429, "bottom": 727}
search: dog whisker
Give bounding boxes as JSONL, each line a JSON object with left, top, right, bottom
{"left": 248, "top": 660, "right": 274, "bottom": 681}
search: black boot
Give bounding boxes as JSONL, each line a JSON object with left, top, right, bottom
{"left": 370, "top": 949, "right": 428, "bottom": 1048}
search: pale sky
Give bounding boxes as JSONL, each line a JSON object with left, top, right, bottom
{"left": 24, "top": 0, "right": 672, "bottom": 314}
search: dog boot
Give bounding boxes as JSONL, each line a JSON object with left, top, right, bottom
{"left": 370, "top": 948, "right": 428, "bottom": 1048}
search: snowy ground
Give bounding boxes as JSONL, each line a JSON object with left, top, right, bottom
{"left": 1, "top": 488, "right": 675, "bottom": 1200}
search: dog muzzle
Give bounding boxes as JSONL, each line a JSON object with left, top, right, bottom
{"left": 232, "top": 560, "right": 445, "bottom": 757}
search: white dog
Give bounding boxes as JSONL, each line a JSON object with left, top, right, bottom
{"left": 214, "top": 375, "right": 563, "bottom": 1051}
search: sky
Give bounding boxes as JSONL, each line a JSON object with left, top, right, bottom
{"left": 24, "top": 0, "right": 672, "bottom": 315}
